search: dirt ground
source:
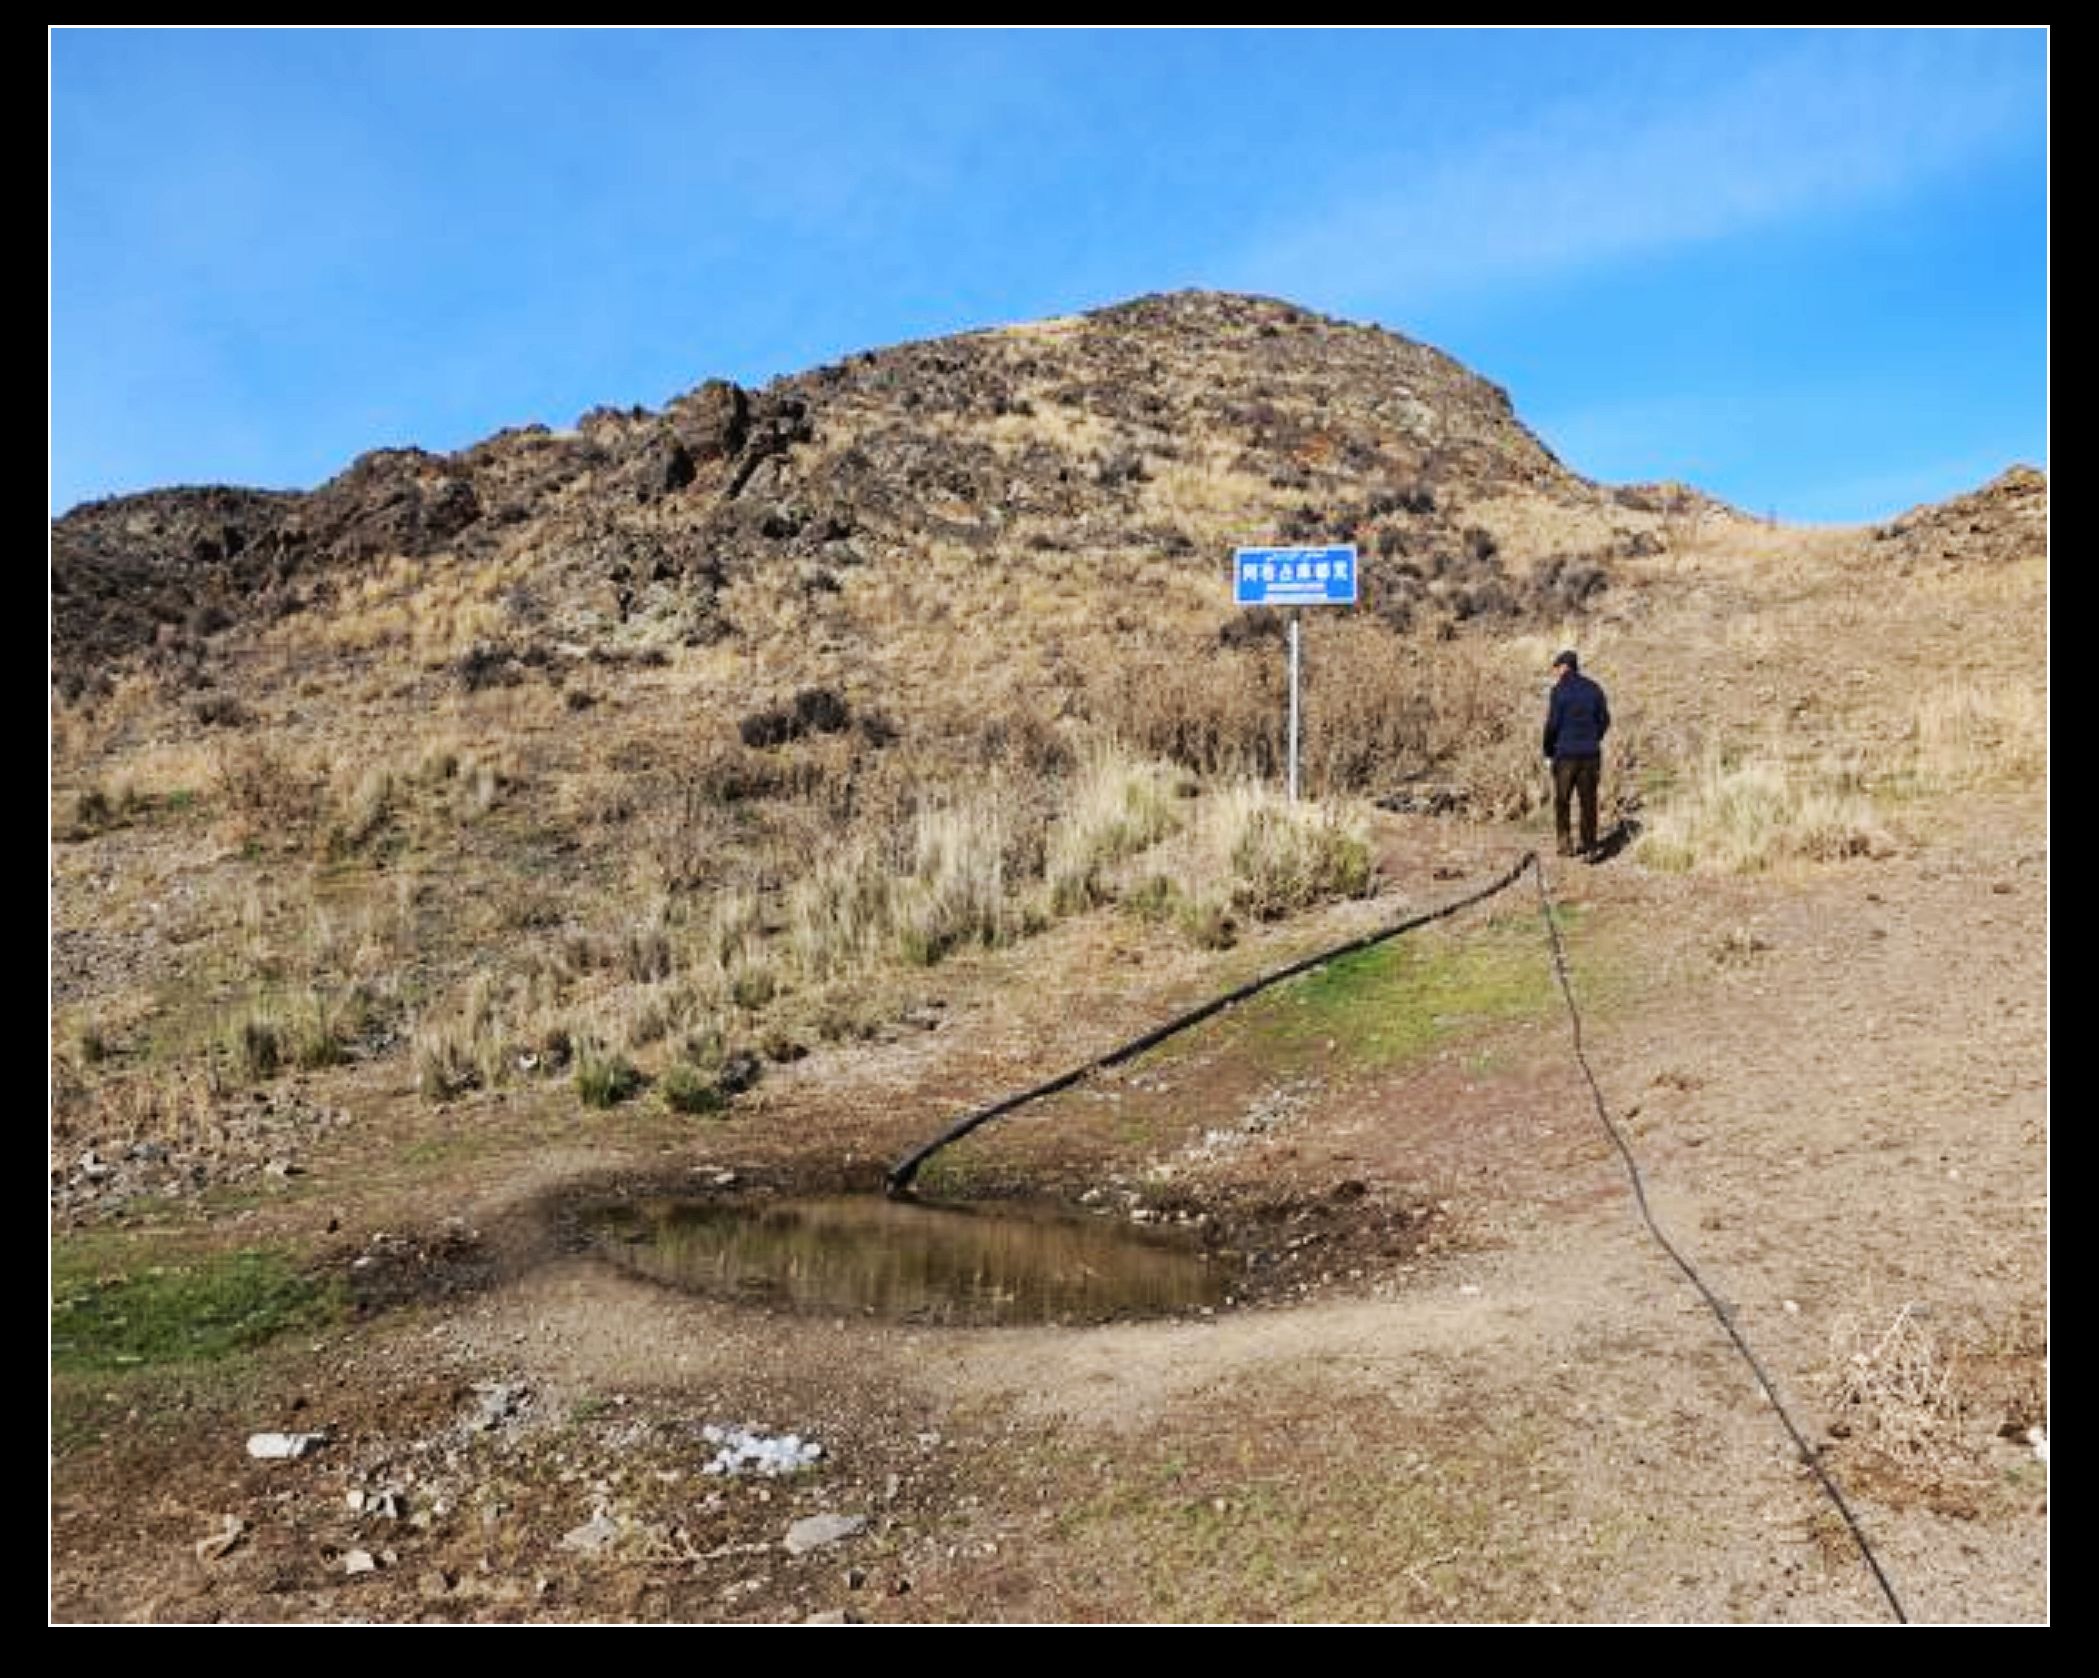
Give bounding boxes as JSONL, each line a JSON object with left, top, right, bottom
{"left": 49, "top": 773, "right": 2047, "bottom": 1623}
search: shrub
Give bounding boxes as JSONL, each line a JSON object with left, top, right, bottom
{"left": 739, "top": 686, "right": 854, "bottom": 749}
{"left": 190, "top": 692, "right": 252, "bottom": 728}
{"left": 1217, "top": 610, "right": 1288, "bottom": 650}
{"left": 716, "top": 1048, "right": 763, "bottom": 1096}
{"left": 1098, "top": 647, "right": 1283, "bottom": 782}
{"left": 792, "top": 686, "right": 853, "bottom": 736}
{"left": 1530, "top": 553, "right": 1610, "bottom": 615}
{"left": 212, "top": 739, "right": 322, "bottom": 842}
{"left": 454, "top": 641, "right": 517, "bottom": 691}
{"left": 72, "top": 784, "right": 117, "bottom": 832}
{"left": 739, "top": 706, "right": 797, "bottom": 749}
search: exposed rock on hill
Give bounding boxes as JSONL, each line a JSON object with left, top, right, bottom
{"left": 1872, "top": 465, "right": 2048, "bottom": 571}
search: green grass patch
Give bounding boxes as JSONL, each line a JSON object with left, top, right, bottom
{"left": 1242, "top": 907, "right": 1583, "bottom": 1071}
{"left": 51, "top": 1244, "right": 340, "bottom": 1375}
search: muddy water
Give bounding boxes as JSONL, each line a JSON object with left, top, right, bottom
{"left": 584, "top": 1194, "right": 1230, "bottom": 1326}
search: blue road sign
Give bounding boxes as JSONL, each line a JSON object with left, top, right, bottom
{"left": 1233, "top": 544, "right": 1358, "bottom": 607}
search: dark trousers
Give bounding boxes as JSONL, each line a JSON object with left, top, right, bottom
{"left": 1553, "top": 755, "right": 1601, "bottom": 855}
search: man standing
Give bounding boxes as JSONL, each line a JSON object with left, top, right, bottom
{"left": 1544, "top": 649, "right": 1610, "bottom": 859}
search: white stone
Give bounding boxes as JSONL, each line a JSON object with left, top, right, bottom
{"left": 783, "top": 1513, "right": 866, "bottom": 1557}
{"left": 246, "top": 1430, "right": 327, "bottom": 1460}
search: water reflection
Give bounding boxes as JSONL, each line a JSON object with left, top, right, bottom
{"left": 585, "top": 1194, "right": 1229, "bottom": 1325}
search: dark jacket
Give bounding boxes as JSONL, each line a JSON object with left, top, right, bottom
{"left": 1544, "top": 670, "right": 1610, "bottom": 760}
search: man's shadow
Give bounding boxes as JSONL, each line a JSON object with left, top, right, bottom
{"left": 1587, "top": 816, "right": 1641, "bottom": 864}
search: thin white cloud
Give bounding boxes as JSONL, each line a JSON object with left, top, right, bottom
{"left": 1235, "top": 32, "right": 2040, "bottom": 307}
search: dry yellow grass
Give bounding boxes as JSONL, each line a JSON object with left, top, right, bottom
{"left": 413, "top": 972, "right": 515, "bottom": 1100}
{"left": 985, "top": 401, "right": 1118, "bottom": 459}
{"left": 1901, "top": 679, "right": 2046, "bottom": 792}
{"left": 1045, "top": 747, "right": 1190, "bottom": 912}
{"left": 1193, "top": 780, "right": 1375, "bottom": 920}
{"left": 1144, "top": 443, "right": 1278, "bottom": 553}
{"left": 47, "top": 397, "right": 2044, "bottom": 1125}
{"left": 1637, "top": 748, "right": 1894, "bottom": 873}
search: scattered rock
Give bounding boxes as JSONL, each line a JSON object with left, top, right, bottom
{"left": 716, "top": 1049, "right": 764, "bottom": 1097}
{"left": 246, "top": 1430, "right": 328, "bottom": 1461}
{"left": 801, "top": 1607, "right": 861, "bottom": 1625}
{"left": 560, "top": 1508, "right": 623, "bottom": 1555}
{"left": 783, "top": 1513, "right": 866, "bottom": 1557}
{"left": 193, "top": 1514, "right": 245, "bottom": 1562}
{"left": 701, "top": 1424, "right": 823, "bottom": 1478}
{"left": 467, "top": 1380, "right": 529, "bottom": 1433}
{"left": 343, "top": 1548, "right": 379, "bottom": 1576}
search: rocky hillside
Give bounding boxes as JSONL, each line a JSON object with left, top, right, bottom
{"left": 52, "top": 291, "right": 1669, "bottom": 702}
{"left": 1868, "top": 465, "right": 2048, "bottom": 572}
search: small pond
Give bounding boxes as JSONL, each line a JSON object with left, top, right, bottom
{"left": 583, "top": 1193, "right": 1231, "bottom": 1326}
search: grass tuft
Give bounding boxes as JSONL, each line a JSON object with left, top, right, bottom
{"left": 574, "top": 1036, "right": 641, "bottom": 1109}
{"left": 1045, "top": 748, "right": 1188, "bottom": 913}
{"left": 1209, "top": 783, "right": 1375, "bottom": 920}
{"left": 659, "top": 1060, "right": 729, "bottom": 1116}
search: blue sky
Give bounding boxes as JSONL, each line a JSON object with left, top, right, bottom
{"left": 50, "top": 27, "right": 2046, "bottom": 522}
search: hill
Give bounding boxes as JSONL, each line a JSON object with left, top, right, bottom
{"left": 54, "top": 291, "right": 1666, "bottom": 695}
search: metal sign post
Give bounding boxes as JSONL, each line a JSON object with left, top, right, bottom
{"left": 1234, "top": 544, "right": 1357, "bottom": 804}
{"left": 1286, "top": 611, "right": 1301, "bottom": 803}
